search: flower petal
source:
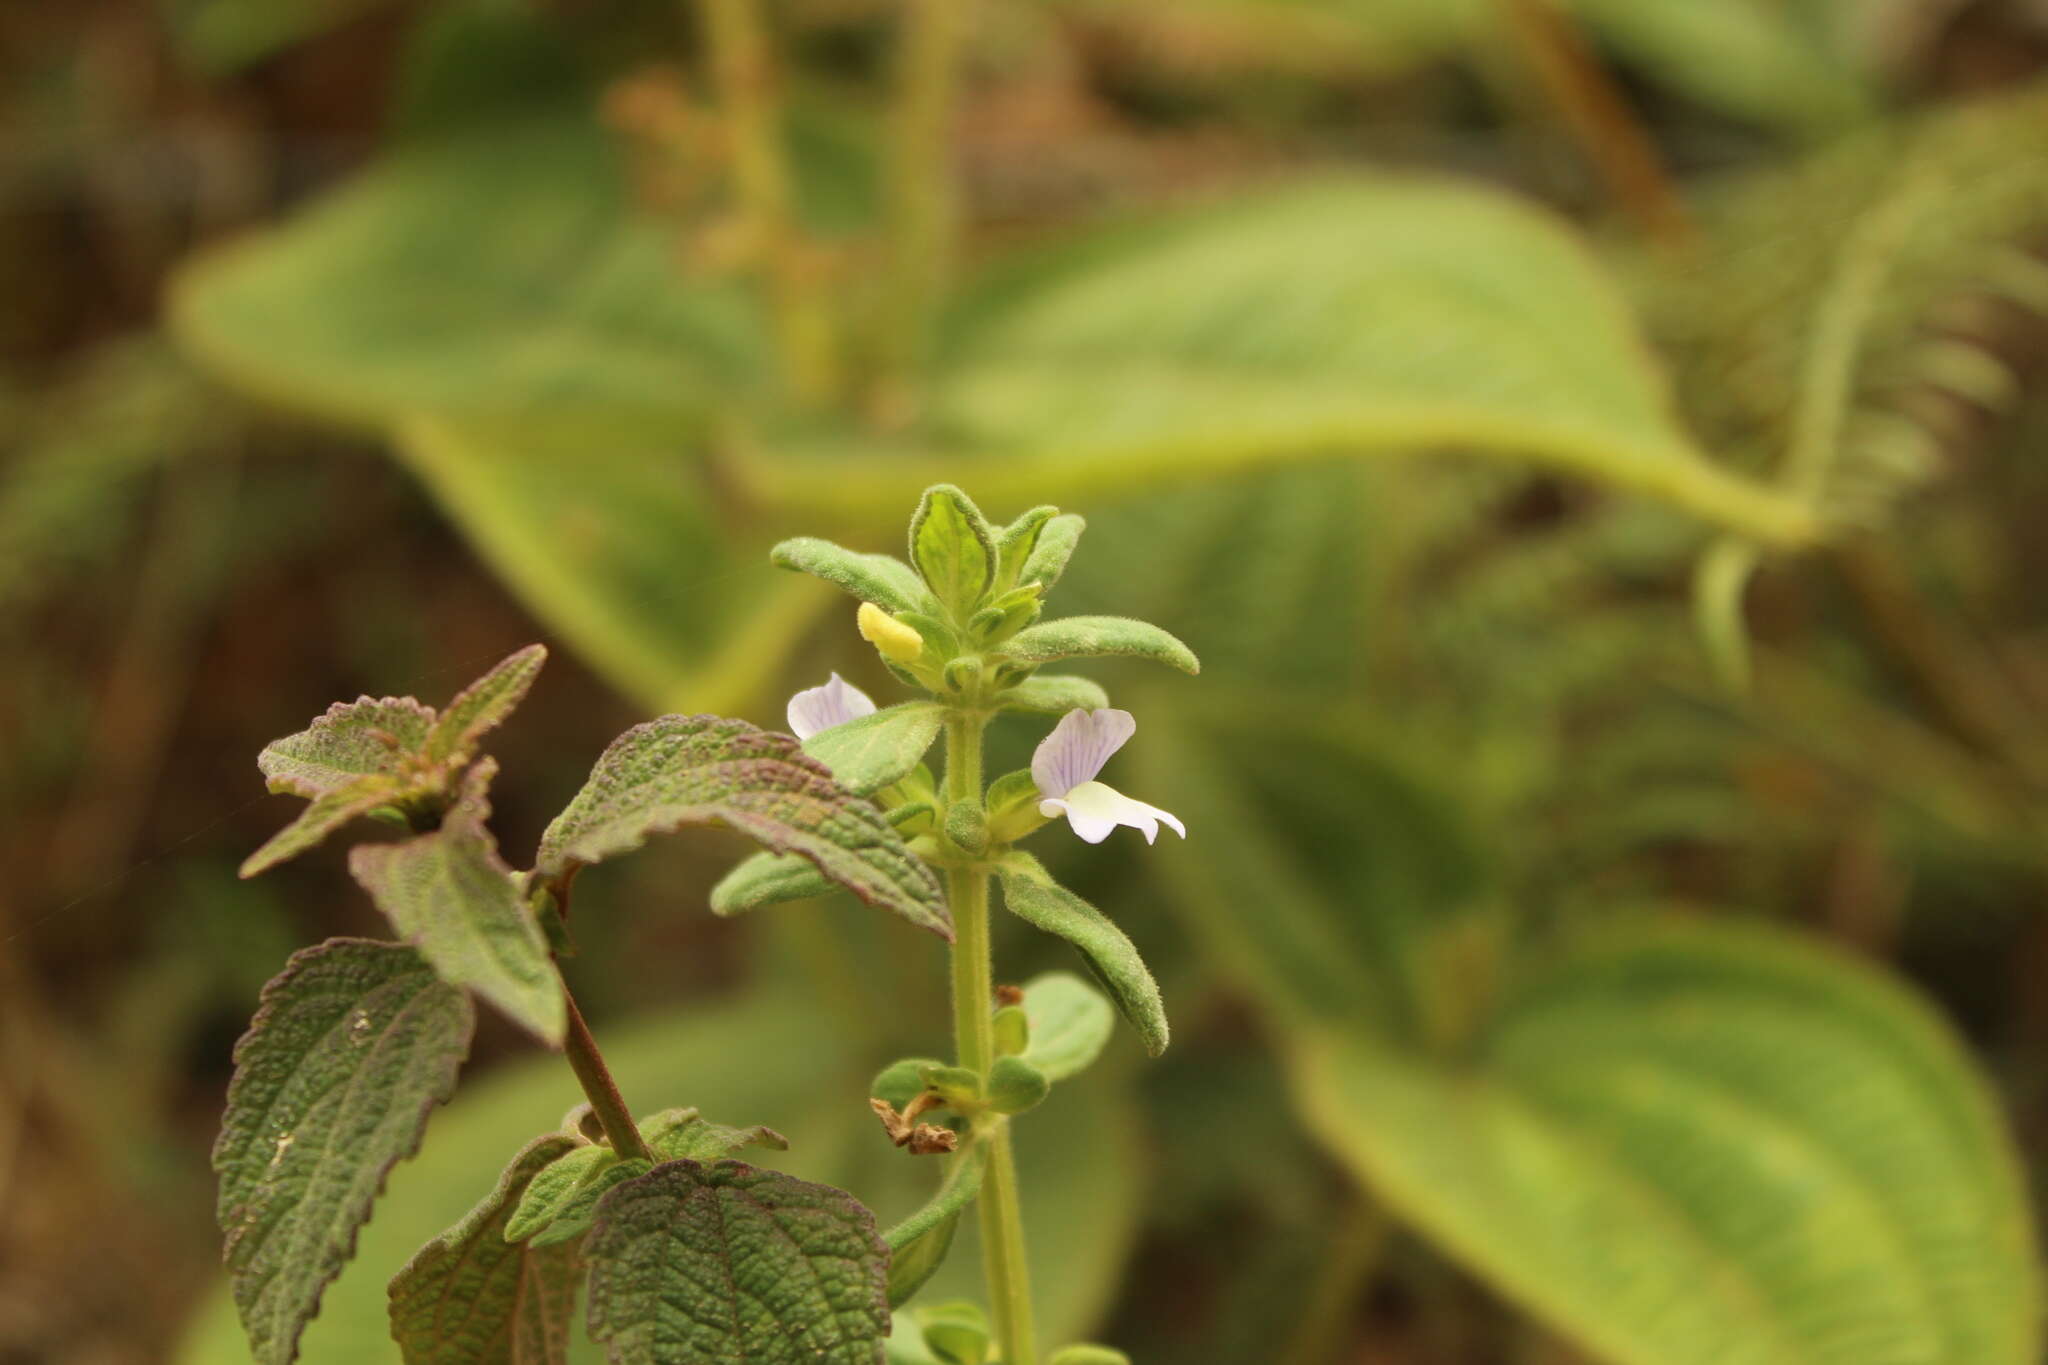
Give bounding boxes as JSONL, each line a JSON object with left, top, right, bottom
{"left": 1040, "top": 780, "right": 1185, "bottom": 845}
{"left": 786, "top": 673, "right": 877, "bottom": 740}
{"left": 1031, "top": 709, "right": 1137, "bottom": 799}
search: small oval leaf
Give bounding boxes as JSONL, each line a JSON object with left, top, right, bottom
{"left": 1001, "top": 616, "right": 1199, "bottom": 675}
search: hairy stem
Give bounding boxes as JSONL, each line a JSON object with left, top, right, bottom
{"left": 942, "top": 708, "right": 1038, "bottom": 1364}
{"left": 880, "top": 0, "right": 968, "bottom": 399}
{"left": 563, "top": 987, "right": 653, "bottom": 1162}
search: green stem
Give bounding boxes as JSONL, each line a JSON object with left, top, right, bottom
{"left": 941, "top": 709, "right": 1038, "bottom": 1365}
{"left": 881, "top": 0, "right": 968, "bottom": 396}
{"left": 563, "top": 987, "right": 654, "bottom": 1162}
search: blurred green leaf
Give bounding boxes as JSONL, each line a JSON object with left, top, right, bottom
{"left": 710, "top": 851, "right": 839, "bottom": 916}
{"left": 1019, "top": 973, "right": 1115, "bottom": 1083}
{"left": 803, "top": 703, "right": 946, "bottom": 796}
{"left": 884, "top": 1145, "right": 990, "bottom": 1309}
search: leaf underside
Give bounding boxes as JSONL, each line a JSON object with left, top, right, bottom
{"left": 584, "top": 1159, "right": 891, "bottom": 1365}
{"left": 215, "top": 938, "right": 475, "bottom": 1365}
{"left": 258, "top": 696, "right": 436, "bottom": 798}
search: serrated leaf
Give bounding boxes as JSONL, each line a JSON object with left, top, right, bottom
{"left": 424, "top": 645, "right": 547, "bottom": 763}
{"left": 537, "top": 714, "right": 950, "bottom": 941}
{"left": 710, "top": 851, "right": 838, "bottom": 916}
{"left": 996, "top": 675, "right": 1110, "bottom": 715}
{"left": 1001, "top": 617, "right": 1199, "bottom": 675}
{"left": 802, "top": 702, "right": 945, "bottom": 797}
{"left": 1016, "top": 513, "right": 1084, "bottom": 594}
{"left": 909, "top": 485, "right": 995, "bottom": 615}
{"left": 985, "top": 1057, "right": 1050, "bottom": 1115}
{"left": 1290, "top": 923, "right": 2042, "bottom": 1365}
{"left": 215, "top": 938, "right": 475, "bottom": 1365}
{"left": 639, "top": 1107, "right": 789, "bottom": 1163}
{"left": 772, "top": 537, "right": 933, "bottom": 615}
{"left": 388, "top": 1134, "right": 585, "bottom": 1365}
{"left": 583, "top": 1160, "right": 891, "bottom": 1365}
{"left": 886, "top": 1150, "right": 985, "bottom": 1307}
{"left": 350, "top": 761, "right": 566, "bottom": 1046}
{"left": 992, "top": 506, "right": 1058, "bottom": 592}
{"left": 995, "top": 854, "right": 1168, "bottom": 1057}
{"left": 257, "top": 696, "right": 436, "bottom": 798}
{"left": 241, "top": 776, "right": 404, "bottom": 879}
{"left": 1019, "top": 973, "right": 1115, "bottom": 1083}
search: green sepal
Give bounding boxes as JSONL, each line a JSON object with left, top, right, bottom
{"left": 993, "top": 505, "right": 1059, "bottom": 593}
{"left": 638, "top": 1107, "right": 789, "bottom": 1162}
{"left": 996, "top": 853, "right": 1169, "bottom": 1057}
{"left": 422, "top": 644, "right": 546, "bottom": 763}
{"left": 884, "top": 1148, "right": 989, "bottom": 1310}
{"left": 997, "top": 674, "right": 1111, "bottom": 716}
{"left": 1019, "top": 972, "right": 1116, "bottom": 1082}
{"left": 872, "top": 1057, "right": 948, "bottom": 1110}
{"left": 1047, "top": 1346, "right": 1132, "bottom": 1365}
{"left": 992, "top": 1005, "right": 1029, "bottom": 1058}
{"left": 709, "top": 850, "right": 837, "bottom": 915}
{"left": 915, "top": 1301, "right": 992, "bottom": 1365}
{"left": 909, "top": 485, "right": 996, "bottom": 617}
{"left": 1018, "top": 513, "right": 1084, "bottom": 594}
{"left": 985, "top": 769, "right": 1049, "bottom": 843}
{"left": 945, "top": 800, "right": 989, "bottom": 856}
{"left": 802, "top": 701, "right": 945, "bottom": 796}
{"left": 918, "top": 1065, "right": 984, "bottom": 1108}
{"left": 967, "top": 583, "right": 1044, "bottom": 647}
{"left": 1000, "top": 616, "right": 1199, "bottom": 675}
{"left": 985, "top": 1056, "right": 1050, "bottom": 1115}
{"left": 771, "top": 536, "right": 932, "bottom": 614}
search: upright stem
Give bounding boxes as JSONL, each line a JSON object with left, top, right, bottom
{"left": 563, "top": 987, "right": 654, "bottom": 1162}
{"left": 881, "top": 0, "right": 968, "bottom": 397}
{"left": 942, "top": 709, "right": 1038, "bottom": 1365}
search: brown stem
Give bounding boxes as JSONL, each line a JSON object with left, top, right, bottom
{"left": 563, "top": 987, "right": 654, "bottom": 1162}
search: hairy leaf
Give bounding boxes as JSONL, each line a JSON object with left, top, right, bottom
{"left": 802, "top": 702, "right": 945, "bottom": 796}
{"left": 997, "top": 675, "right": 1110, "bottom": 715}
{"left": 882, "top": 1145, "right": 988, "bottom": 1310}
{"left": 710, "top": 850, "right": 839, "bottom": 916}
{"left": 772, "top": 537, "right": 933, "bottom": 615}
{"left": 1016, "top": 513, "right": 1085, "bottom": 594}
{"left": 241, "top": 777, "right": 403, "bottom": 879}
{"left": 1000, "top": 617, "right": 1199, "bottom": 675}
{"left": 584, "top": 1160, "right": 891, "bottom": 1365}
{"left": 640, "top": 1108, "right": 789, "bottom": 1163}
{"left": 350, "top": 761, "right": 566, "bottom": 1045}
{"left": 424, "top": 645, "right": 547, "bottom": 763}
{"left": 992, "top": 506, "right": 1058, "bottom": 592}
{"left": 908, "top": 485, "right": 995, "bottom": 615}
{"left": 537, "top": 714, "right": 949, "bottom": 940}
{"left": 215, "top": 938, "right": 474, "bottom": 1365}
{"left": 257, "top": 696, "right": 436, "bottom": 799}
{"left": 514, "top": 1151, "right": 652, "bottom": 1251}
{"left": 1019, "top": 973, "right": 1116, "bottom": 1083}
{"left": 387, "top": 1134, "right": 584, "bottom": 1365}
{"left": 986, "top": 1057, "right": 1050, "bottom": 1115}
{"left": 995, "top": 854, "right": 1168, "bottom": 1057}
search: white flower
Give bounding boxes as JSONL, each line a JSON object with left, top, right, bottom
{"left": 1032, "top": 708, "right": 1186, "bottom": 845}
{"left": 787, "top": 673, "right": 877, "bottom": 740}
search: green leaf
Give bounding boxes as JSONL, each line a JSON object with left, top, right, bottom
{"left": 996, "top": 675, "right": 1110, "bottom": 715}
{"left": 349, "top": 761, "right": 567, "bottom": 1046}
{"left": 505, "top": 1145, "right": 618, "bottom": 1245}
{"left": 913, "top": 1301, "right": 991, "bottom": 1365}
{"left": 256, "top": 696, "right": 436, "bottom": 799}
{"left": 710, "top": 851, "right": 838, "bottom": 916}
{"left": 215, "top": 938, "right": 475, "bottom": 1365}
{"left": 995, "top": 854, "right": 1168, "bottom": 1057}
{"left": 1019, "top": 973, "right": 1116, "bottom": 1083}
{"left": 985, "top": 1057, "right": 1051, "bottom": 1115}
{"left": 772, "top": 537, "right": 933, "bottom": 615}
{"left": 1289, "top": 922, "right": 2042, "bottom": 1365}
{"left": 909, "top": 485, "right": 995, "bottom": 615}
{"left": 992, "top": 505, "right": 1059, "bottom": 592}
{"left": 1000, "top": 616, "right": 1200, "bottom": 675}
{"left": 424, "top": 645, "right": 547, "bottom": 763}
{"left": 1016, "top": 513, "right": 1085, "bottom": 594}
{"left": 802, "top": 702, "right": 945, "bottom": 796}
{"left": 583, "top": 1161, "right": 891, "bottom": 1365}
{"left": 639, "top": 1107, "right": 790, "bottom": 1163}
{"left": 537, "top": 714, "right": 950, "bottom": 941}
{"left": 872, "top": 1058, "right": 948, "bottom": 1111}
{"left": 241, "top": 776, "right": 404, "bottom": 879}
{"left": 388, "top": 1134, "right": 585, "bottom": 1365}
{"left": 884, "top": 1146, "right": 990, "bottom": 1309}
{"left": 1046, "top": 1348, "right": 1130, "bottom": 1365}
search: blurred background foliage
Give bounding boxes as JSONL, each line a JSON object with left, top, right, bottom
{"left": 7, "top": 0, "right": 2048, "bottom": 1362}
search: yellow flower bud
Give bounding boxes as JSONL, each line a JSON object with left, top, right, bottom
{"left": 857, "top": 602, "right": 925, "bottom": 664}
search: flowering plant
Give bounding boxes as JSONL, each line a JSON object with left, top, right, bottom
{"left": 216, "top": 484, "right": 1191, "bottom": 1365}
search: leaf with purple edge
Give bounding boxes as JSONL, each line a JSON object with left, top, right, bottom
{"left": 257, "top": 696, "right": 437, "bottom": 798}
{"left": 424, "top": 645, "right": 547, "bottom": 763}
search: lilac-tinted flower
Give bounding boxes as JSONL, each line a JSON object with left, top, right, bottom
{"left": 1032, "top": 708, "right": 1186, "bottom": 845}
{"left": 787, "top": 673, "right": 877, "bottom": 740}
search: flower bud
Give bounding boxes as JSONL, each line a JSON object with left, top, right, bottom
{"left": 857, "top": 602, "right": 925, "bottom": 664}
